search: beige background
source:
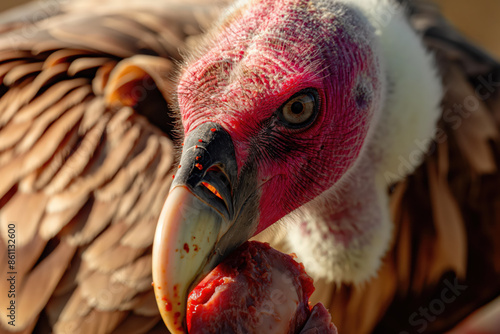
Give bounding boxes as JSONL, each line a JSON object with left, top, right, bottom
{"left": 435, "top": 0, "right": 500, "bottom": 58}
{"left": 0, "top": 0, "right": 499, "bottom": 58}
{"left": 1, "top": 0, "right": 32, "bottom": 11}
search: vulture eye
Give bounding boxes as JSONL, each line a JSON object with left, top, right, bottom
{"left": 278, "top": 89, "right": 319, "bottom": 128}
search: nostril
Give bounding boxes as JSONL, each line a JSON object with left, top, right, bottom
{"left": 204, "top": 165, "right": 232, "bottom": 193}
{"left": 202, "top": 182, "right": 223, "bottom": 200}
{"left": 197, "top": 165, "right": 233, "bottom": 219}
{"left": 199, "top": 181, "right": 229, "bottom": 217}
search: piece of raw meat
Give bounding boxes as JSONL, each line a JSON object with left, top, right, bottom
{"left": 187, "top": 241, "right": 337, "bottom": 334}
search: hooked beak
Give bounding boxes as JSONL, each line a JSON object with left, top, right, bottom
{"left": 152, "top": 123, "right": 259, "bottom": 333}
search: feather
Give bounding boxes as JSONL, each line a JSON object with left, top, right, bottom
{"left": 44, "top": 49, "right": 94, "bottom": 68}
{"left": 20, "top": 103, "right": 84, "bottom": 172}
{"left": 0, "top": 50, "right": 32, "bottom": 63}
{"left": 105, "top": 55, "right": 175, "bottom": 107}
{"left": 0, "top": 2, "right": 187, "bottom": 332}
{"left": 121, "top": 290, "right": 159, "bottom": 317}
{"left": 0, "top": 59, "right": 26, "bottom": 81}
{"left": 0, "top": 105, "right": 83, "bottom": 200}
{"left": 15, "top": 91, "right": 90, "bottom": 154}
{"left": 53, "top": 253, "right": 84, "bottom": 297}
{"left": 83, "top": 222, "right": 131, "bottom": 265}
{"left": 95, "top": 130, "right": 159, "bottom": 199}
{"left": 52, "top": 309, "right": 128, "bottom": 334}
{"left": 45, "top": 114, "right": 110, "bottom": 195}
{"left": 121, "top": 218, "right": 157, "bottom": 249}
{"left": 100, "top": 15, "right": 174, "bottom": 56}
{"left": 79, "top": 97, "right": 107, "bottom": 134}
{"left": 87, "top": 244, "right": 145, "bottom": 273}
{"left": 110, "top": 314, "right": 161, "bottom": 334}
{"left": 46, "top": 124, "right": 141, "bottom": 213}
{"left": 113, "top": 255, "right": 152, "bottom": 288}
{"left": 13, "top": 78, "right": 89, "bottom": 123}
{"left": 389, "top": 180, "right": 412, "bottom": 294}
{"left": 442, "top": 65, "right": 498, "bottom": 174}
{"left": 47, "top": 287, "right": 92, "bottom": 324}
{"left": 17, "top": 241, "right": 76, "bottom": 329}
{"left": 0, "top": 191, "right": 47, "bottom": 247}
{"left": 47, "top": 17, "right": 141, "bottom": 58}
{"left": 62, "top": 197, "right": 120, "bottom": 246}
{"left": 0, "top": 119, "right": 33, "bottom": 151}
{"left": 0, "top": 235, "right": 46, "bottom": 300}
{"left": 80, "top": 271, "right": 139, "bottom": 310}
{"left": 114, "top": 173, "right": 146, "bottom": 220}
{"left": 3, "top": 61, "right": 43, "bottom": 86}
{"left": 426, "top": 155, "right": 467, "bottom": 282}
{"left": 40, "top": 204, "right": 89, "bottom": 240}
{"left": 0, "top": 78, "right": 32, "bottom": 126}
{"left": 68, "top": 57, "right": 114, "bottom": 77}
{"left": 92, "top": 61, "right": 117, "bottom": 96}
{"left": 16, "top": 62, "right": 72, "bottom": 106}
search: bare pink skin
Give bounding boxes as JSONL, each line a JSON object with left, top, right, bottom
{"left": 178, "top": 0, "right": 380, "bottom": 234}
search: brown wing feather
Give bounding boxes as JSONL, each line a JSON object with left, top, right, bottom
{"left": 0, "top": 1, "right": 227, "bottom": 333}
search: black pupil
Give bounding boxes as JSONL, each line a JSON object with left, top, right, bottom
{"left": 291, "top": 101, "right": 304, "bottom": 114}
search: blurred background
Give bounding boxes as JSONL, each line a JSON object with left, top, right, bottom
{"left": 0, "top": 0, "right": 499, "bottom": 58}
{"left": 1, "top": 0, "right": 31, "bottom": 12}
{"left": 434, "top": 0, "right": 500, "bottom": 58}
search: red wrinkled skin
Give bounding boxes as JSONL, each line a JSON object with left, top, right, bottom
{"left": 187, "top": 241, "right": 315, "bottom": 334}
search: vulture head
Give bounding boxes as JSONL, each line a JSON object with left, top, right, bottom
{"left": 152, "top": 0, "right": 443, "bottom": 332}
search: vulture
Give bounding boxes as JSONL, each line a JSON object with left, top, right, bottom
{"left": 0, "top": 0, "right": 499, "bottom": 333}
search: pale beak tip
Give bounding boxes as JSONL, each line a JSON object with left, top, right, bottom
{"left": 152, "top": 186, "right": 224, "bottom": 333}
